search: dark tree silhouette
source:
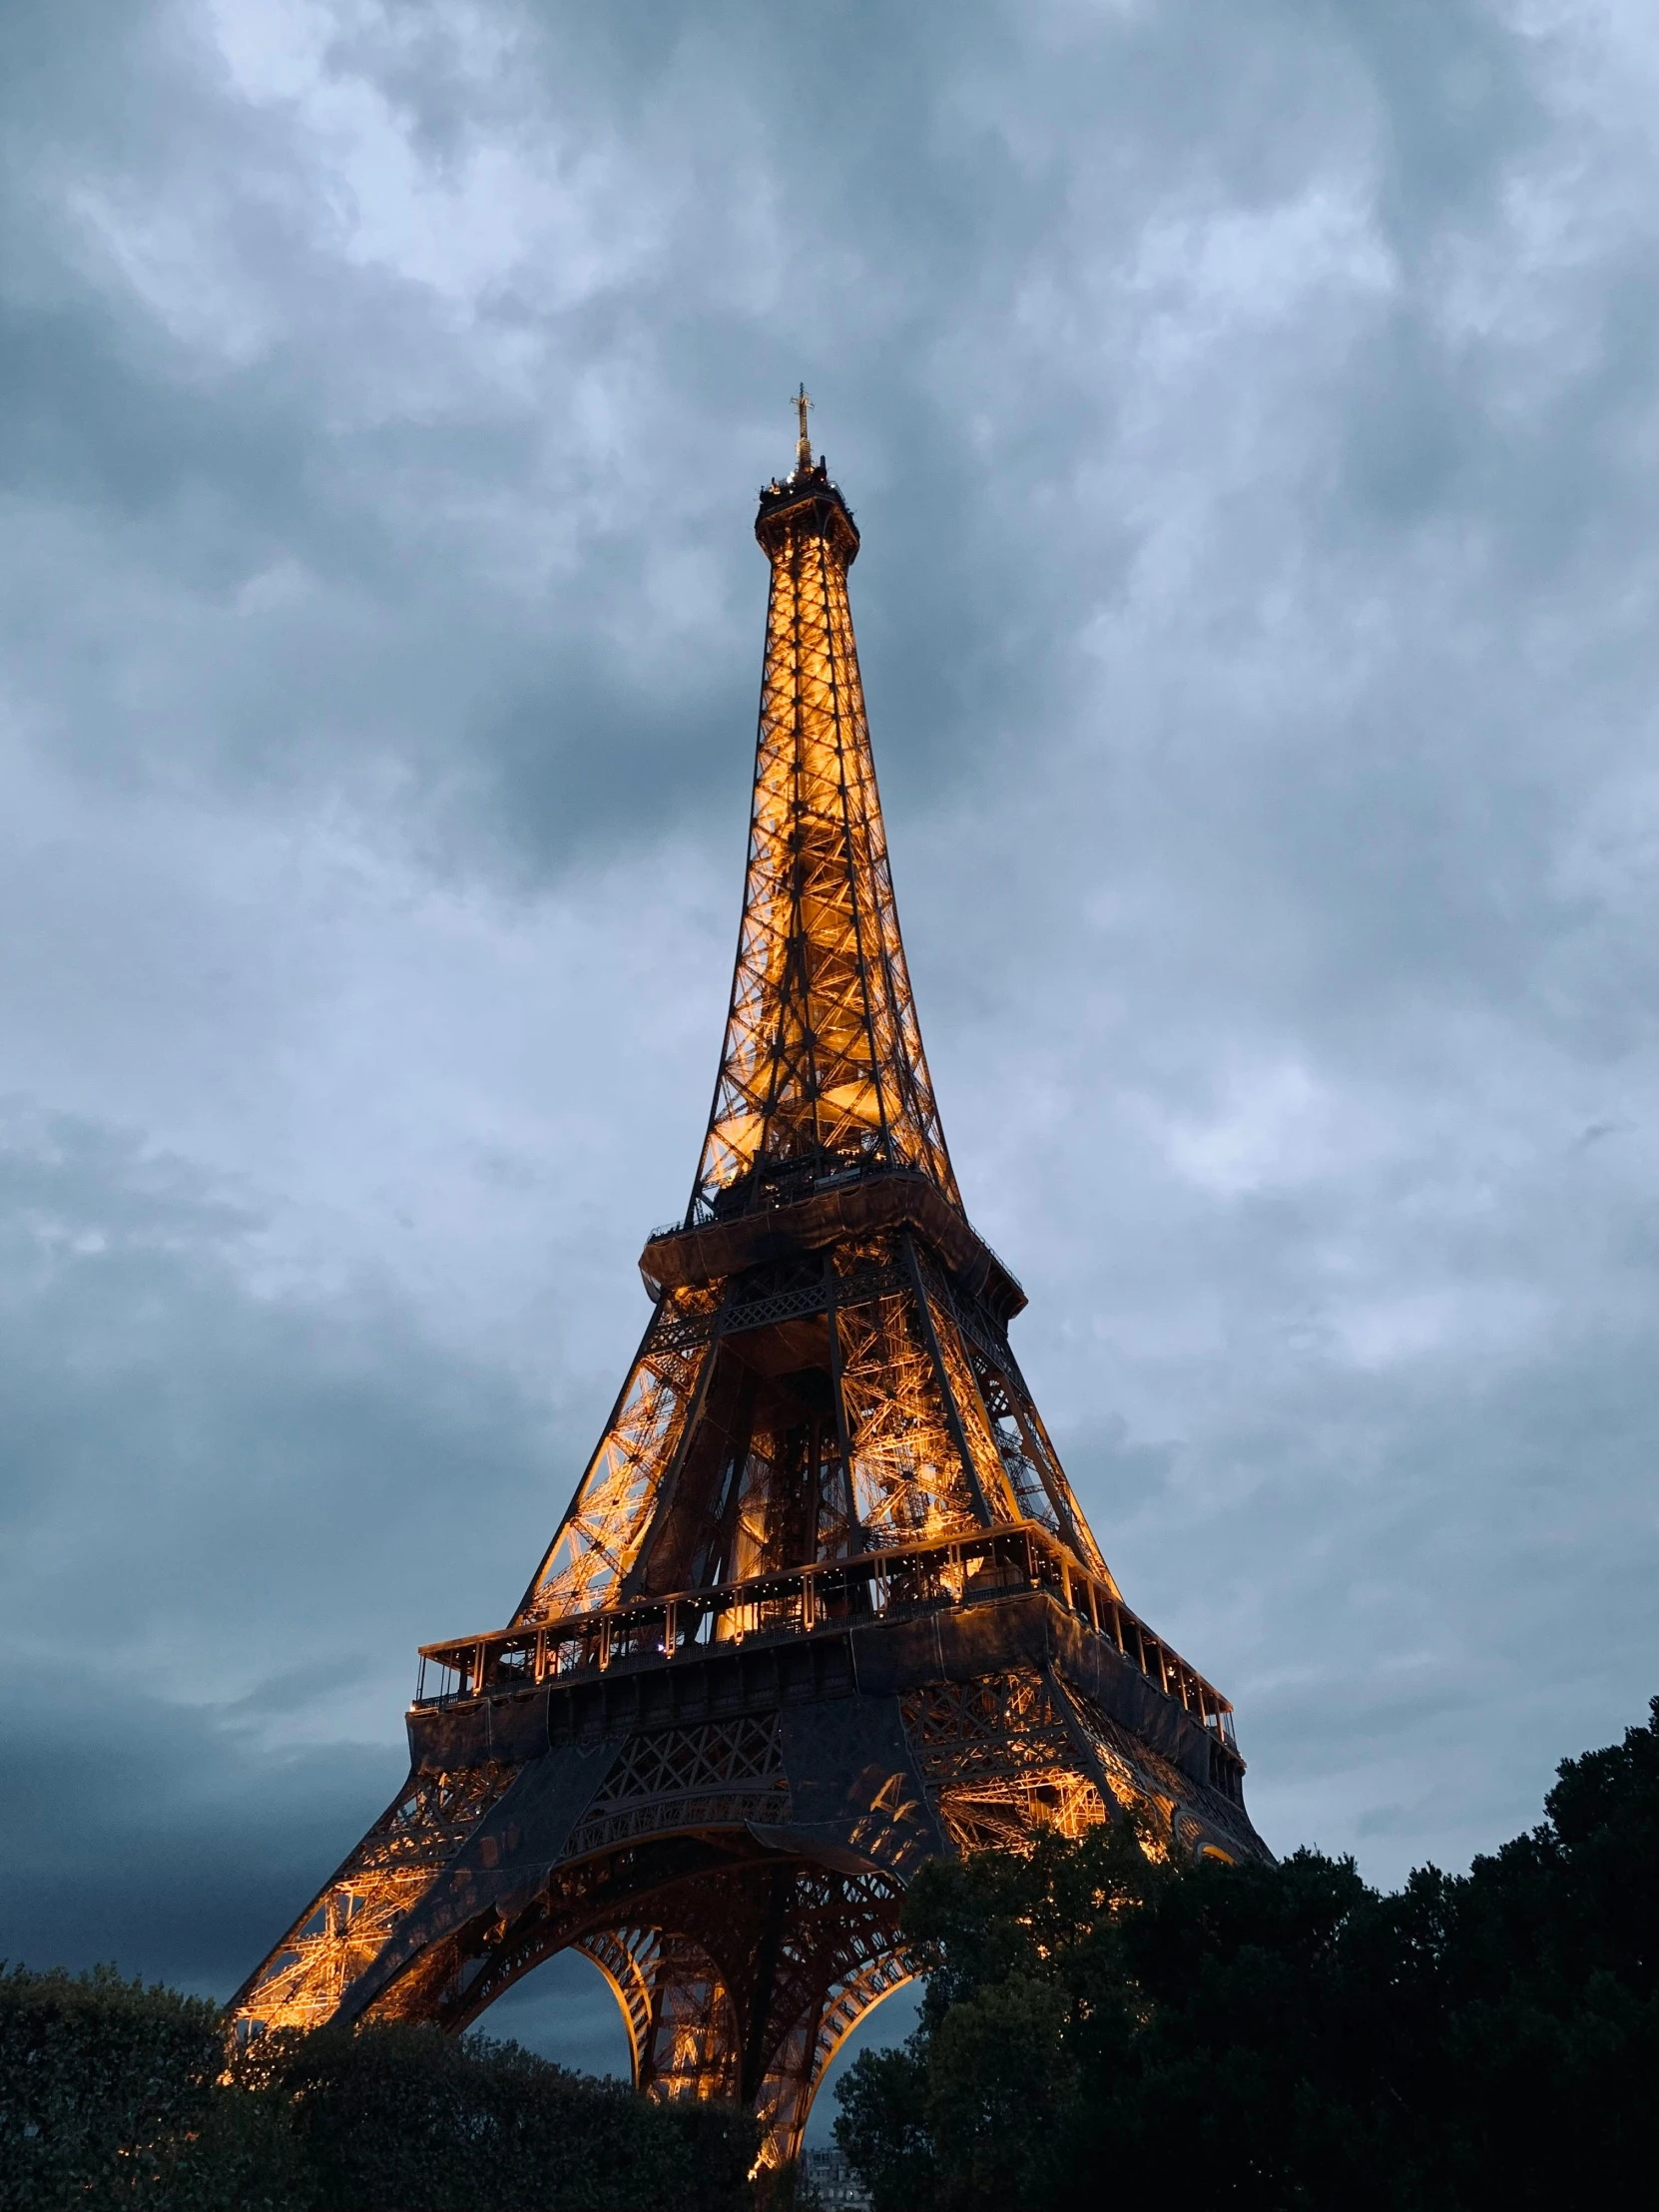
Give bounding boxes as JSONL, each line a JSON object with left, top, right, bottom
{"left": 835, "top": 1697, "right": 1659, "bottom": 2212}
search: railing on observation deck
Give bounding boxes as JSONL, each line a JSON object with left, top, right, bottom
{"left": 411, "top": 1519, "right": 1239, "bottom": 1755}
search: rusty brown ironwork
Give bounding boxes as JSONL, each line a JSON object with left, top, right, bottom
{"left": 229, "top": 408, "right": 1269, "bottom": 2170}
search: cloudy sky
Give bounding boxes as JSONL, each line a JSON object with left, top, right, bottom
{"left": 4, "top": 0, "right": 1658, "bottom": 2107}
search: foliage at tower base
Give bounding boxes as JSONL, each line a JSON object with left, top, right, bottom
{"left": 835, "top": 1696, "right": 1659, "bottom": 2212}
{"left": 0, "top": 1978, "right": 757, "bottom": 2212}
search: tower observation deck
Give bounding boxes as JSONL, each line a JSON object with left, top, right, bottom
{"left": 230, "top": 400, "right": 1268, "bottom": 2170}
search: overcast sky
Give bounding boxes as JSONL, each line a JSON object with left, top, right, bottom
{"left": 4, "top": 0, "right": 1658, "bottom": 2104}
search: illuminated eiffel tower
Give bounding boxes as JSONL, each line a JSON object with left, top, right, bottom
{"left": 231, "top": 393, "right": 1267, "bottom": 2166}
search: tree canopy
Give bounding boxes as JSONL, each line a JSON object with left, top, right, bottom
{"left": 835, "top": 1695, "right": 1659, "bottom": 2211}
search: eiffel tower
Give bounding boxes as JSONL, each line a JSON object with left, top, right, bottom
{"left": 230, "top": 392, "right": 1267, "bottom": 2166}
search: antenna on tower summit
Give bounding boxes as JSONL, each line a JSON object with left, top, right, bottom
{"left": 794, "top": 381, "right": 813, "bottom": 473}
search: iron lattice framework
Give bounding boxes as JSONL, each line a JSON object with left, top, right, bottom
{"left": 231, "top": 404, "right": 1268, "bottom": 2170}
{"left": 691, "top": 444, "right": 955, "bottom": 1222}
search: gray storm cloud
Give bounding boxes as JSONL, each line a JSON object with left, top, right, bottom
{"left": 2, "top": 0, "right": 1657, "bottom": 2098}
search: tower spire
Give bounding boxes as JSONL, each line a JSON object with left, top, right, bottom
{"left": 689, "top": 413, "right": 957, "bottom": 1226}
{"left": 794, "top": 381, "right": 813, "bottom": 474}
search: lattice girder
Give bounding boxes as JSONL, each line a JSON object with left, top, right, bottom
{"left": 227, "top": 1763, "right": 523, "bottom": 2038}
{"left": 518, "top": 1225, "right": 1114, "bottom": 1628}
{"left": 566, "top": 1865, "right": 914, "bottom": 2170}
{"left": 515, "top": 1286, "right": 721, "bottom": 1625}
{"left": 693, "top": 467, "right": 957, "bottom": 1220}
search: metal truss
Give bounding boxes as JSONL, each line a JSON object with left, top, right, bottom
{"left": 566, "top": 1714, "right": 792, "bottom": 1857}
{"left": 901, "top": 1669, "right": 1109, "bottom": 1853}
{"left": 579, "top": 1928, "right": 740, "bottom": 2101}
{"left": 514, "top": 1229, "right": 1117, "bottom": 1630}
{"left": 743, "top": 1865, "right": 911, "bottom": 2165}
{"left": 514, "top": 1286, "right": 721, "bottom": 1622}
{"left": 571, "top": 1863, "right": 911, "bottom": 2169}
{"left": 690, "top": 464, "right": 957, "bottom": 1224}
{"left": 228, "top": 1764, "right": 521, "bottom": 2038}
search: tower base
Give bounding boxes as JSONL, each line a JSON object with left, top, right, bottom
{"left": 231, "top": 1552, "right": 1267, "bottom": 2167}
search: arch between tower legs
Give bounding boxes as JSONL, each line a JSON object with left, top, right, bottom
{"left": 572, "top": 1869, "right": 913, "bottom": 2168}
{"left": 358, "top": 1834, "right": 911, "bottom": 2172}
{"left": 750, "top": 1941, "right": 914, "bottom": 2169}
{"left": 578, "top": 1927, "right": 740, "bottom": 2103}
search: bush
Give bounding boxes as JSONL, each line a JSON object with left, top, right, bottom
{"left": 266, "top": 2019, "right": 755, "bottom": 2212}
{"left": 0, "top": 1963, "right": 307, "bottom": 2211}
{"left": 0, "top": 1969, "right": 755, "bottom": 2212}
